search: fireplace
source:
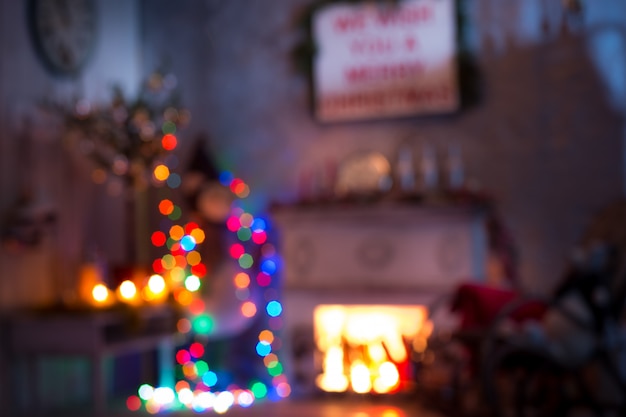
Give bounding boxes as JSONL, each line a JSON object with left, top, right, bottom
{"left": 313, "top": 304, "right": 429, "bottom": 394}
{"left": 271, "top": 202, "right": 487, "bottom": 396}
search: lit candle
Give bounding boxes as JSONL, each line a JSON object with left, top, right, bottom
{"left": 91, "top": 283, "right": 113, "bottom": 307}
{"left": 143, "top": 274, "right": 169, "bottom": 303}
{"left": 117, "top": 280, "right": 140, "bottom": 305}
{"left": 78, "top": 263, "right": 103, "bottom": 305}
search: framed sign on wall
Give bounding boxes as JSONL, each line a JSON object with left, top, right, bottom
{"left": 312, "top": 0, "right": 459, "bottom": 122}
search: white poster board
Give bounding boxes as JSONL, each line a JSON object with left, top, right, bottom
{"left": 313, "top": 0, "right": 459, "bottom": 122}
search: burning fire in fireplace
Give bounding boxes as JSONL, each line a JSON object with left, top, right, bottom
{"left": 313, "top": 304, "right": 430, "bottom": 394}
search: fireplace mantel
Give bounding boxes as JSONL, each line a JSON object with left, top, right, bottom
{"left": 271, "top": 201, "right": 489, "bottom": 395}
{"left": 272, "top": 202, "right": 488, "bottom": 293}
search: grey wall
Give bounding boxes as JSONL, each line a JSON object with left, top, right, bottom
{"left": 0, "top": 0, "right": 142, "bottom": 310}
{"left": 0, "top": 1, "right": 142, "bottom": 412}
{"left": 140, "top": 0, "right": 626, "bottom": 293}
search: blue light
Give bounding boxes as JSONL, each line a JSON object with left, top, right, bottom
{"left": 167, "top": 173, "right": 182, "bottom": 188}
{"left": 256, "top": 341, "right": 272, "bottom": 357}
{"left": 251, "top": 218, "right": 267, "bottom": 231}
{"left": 266, "top": 301, "right": 282, "bottom": 317}
{"left": 261, "top": 259, "right": 277, "bottom": 275}
{"left": 219, "top": 171, "right": 234, "bottom": 186}
{"left": 202, "top": 371, "right": 218, "bottom": 387}
{"left": 180, "top": 235, "right": 196, "bottom": 251}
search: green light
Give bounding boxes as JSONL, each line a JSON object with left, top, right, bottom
{"left": 237, "top": 227, "right": 252, "bottom": 241}
{"left": 168, "top": 206, "right": 182, "bottom": 220}
{"left": 161, "top": 254, "right": 176, "bottom": 269}
{"left": 195, "top": 360, "right": 209, "bottom": 376}
{"left": 268, "top": 362, "right": 283, "bottom": 376}
{"left": 138, "top": 384, "right": 154, "bottom": 401}
{"left": 185, "top": 275, "right": 201, "bottom": 292}
{"left": 162, "top": 121, "right": 177, "bottom": 135}
{"left": 193, "top": 314, "right": 214, "bottom": 334}
{"left": 250, "top": 381, "right": 267, "bottom": 399}
{"left": 238, "top": 254, "right": 254, "bottom": 269}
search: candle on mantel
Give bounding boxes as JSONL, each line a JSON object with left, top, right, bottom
{"left": 91, "top": 283, "right": 114, "bottom": 308}
{"left": 117, "top": 280, "right": 141, "bottom": 305}
{"left": 78, "top": 262, "right": 106, "bottom": 306}
{"left": 142, "top": 274, "right": 169, "bottom": 303}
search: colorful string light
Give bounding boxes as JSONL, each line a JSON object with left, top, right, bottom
{"left": 127, "top": 127, "right": 289, "bottom": 413}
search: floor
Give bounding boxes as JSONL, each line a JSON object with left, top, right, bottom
{"left": 171, "top": 397, "right": 444, "bottom": 417}
{"left": 16, "top": 396, "right": 447, "bottom": 417}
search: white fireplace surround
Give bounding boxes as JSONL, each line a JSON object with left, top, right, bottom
{"left": 272, "top": 202, "right": 488, "bottom": 395}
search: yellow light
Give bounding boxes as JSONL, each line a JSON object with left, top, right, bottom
{"left": 186, "top": 251, "right": 202, "bottom": 266}
{"left": 92, "top": 284, "right": 110, "bottom": 303}
{"left": 170, "top": 267, "right": 186, "bottom": 283}
{"left": 119, "top": 280, "right": 137, "bottom": 300}
{"left": 153, "top": 164, "right": 170, "bottom": 181}
{"left": 258, "top": 330, "right": 274, "bottom": 344}
{"left": 241, "top": 301, "right": 257, "bottom": 318}
{"left": 373, "top": 362, "right": 400, "bottom": 394}
{"left": 368, "top": 343, "right": 387, "bottom": 363}
{"left": 169, "top": 225, "right": 185, "bottom": 241}
{"left": 239, "top": 213, "right": 254, "bottom": 227}
{"left": 350, "top": 361, "right": 372, "bottom": 393}
{"left": 148, "top": 274, "right": 166, "bottom": 293}
{"left": 315, "top": 346, "right": 348, "bottom": 392}
{"left": 117, "top": 280, "right": 138, "bottom": 303}
{"left": 144, "top": 274, "right": 168, "bottom": 303}
{"left": 190, "top": 228, "right": 205, "bottom": 244}
{"left": 182, "top": 362, "right": 197, "bottom": 379}
{"left": 177, "top": 289, "right": 194, "bottom": 305}
{"left": 234, "top": 272, "right": 250, "bottom": 289}
{"left": 313, "top": 305, "right": 427, "bottom": 394}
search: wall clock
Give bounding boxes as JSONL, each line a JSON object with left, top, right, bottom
{"left": 28, "top": 0, "right": 98, "bottom": 76}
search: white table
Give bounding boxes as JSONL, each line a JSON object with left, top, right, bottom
{"left": 9, "top": 305, "right": 177, "bottom": 415}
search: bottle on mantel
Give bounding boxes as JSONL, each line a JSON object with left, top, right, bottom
{"left": 395, "top": 144, "right": 416, "bottom": 196}
{"left": 443, "top": 142, "right": 464, "bottom": 191}
{"left": 418, "top": 143, "right": 439, "bottom": 196}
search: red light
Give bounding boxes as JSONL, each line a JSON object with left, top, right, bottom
{"left": 229, "top": 243, "right": 245, "bottom": 259}
{"left": 126, "top": 395, "right": 142, "bottom": 411}
{"left": 251, "top": 230, "right": 267, "bottom": 245}
{"left": 226, "top": 216, "right": 241, "bottom": 232}
{"left": 189, "top": 299, "right": 205, "bottom": 315}
{"left": 162, "top": 134, "right": 177, "bottom": 150}
{"left": 191, "top": 263, "right": 207, "bottom": 277}
{"left": 176, "top": 349, "right": 191, "bottom": 365}
{"left": 171, "top": 244, "right": 185, "bottom": 256}
{"left": 185, "top": 222, "right": 199, "bottom": 234}
{"left": 151, "top": 231, "right": 167, "bottom": 247}
{"left": 159, "top": 199, "right": 174, "bottom": 215}
{"left": 257, "top": 272, "right": 271, "bottom": 287}
{"left": 189, "top": 342, "right": 205, "bottom": 358}
{"left": 152, "top": 258, "right": 164, "bottom": 274}
{"left": 175, "top": 255, "right": 188, "bottom": 267}
{"left": 229, "top": 178, "right": 244, "bottom": 193}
